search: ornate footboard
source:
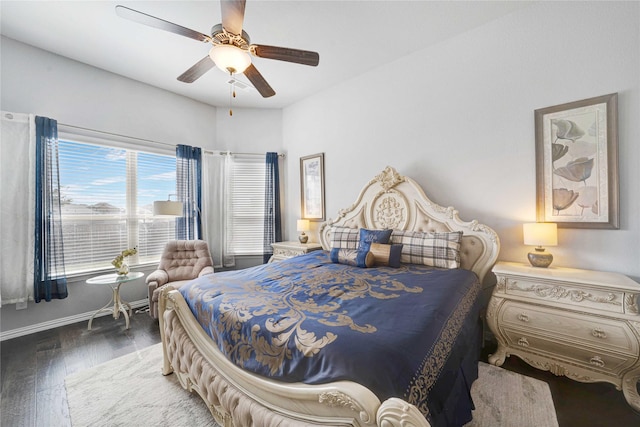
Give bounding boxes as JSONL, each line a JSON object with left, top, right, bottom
{"left": 159, "top": 286, "right": 430, "bottom": 427}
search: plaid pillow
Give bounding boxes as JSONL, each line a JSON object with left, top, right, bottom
{"left": 330, "top": 226, "right": 360, "bottom": 249}
{"left": 390, "top": 230, "right": 463, "bottom": 268}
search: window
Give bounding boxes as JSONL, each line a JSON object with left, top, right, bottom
{"left": 57, "top": 139, "right": 177, "bottom": 274}
{"left": 226, "top": 156, "right": 266, "bottom": 255}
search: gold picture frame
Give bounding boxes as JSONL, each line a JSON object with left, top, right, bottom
{"left": 300, "top": 153, "right": 325, "bottom": 221}
{"left": 534, "top": 93, "right": 619, "bottom": 229}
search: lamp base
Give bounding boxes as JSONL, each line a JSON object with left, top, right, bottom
{"left": 528, "top": 248, "right": 553, "bottom": 268}
{"left": 298, "top": 233, "right": 308, "bottom": 244}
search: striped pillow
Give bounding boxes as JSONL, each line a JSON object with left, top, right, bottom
{"left": 329, "top": 248, "right": 375, "bottom": 268}
{"left": 330, "top": 226, "right": 360, "bottom": 249}
{"left": 369, "top": 243, "right": 403, "bottom": 268}
{"left": 390, "top": 230, "right": 463, "bottom": 269}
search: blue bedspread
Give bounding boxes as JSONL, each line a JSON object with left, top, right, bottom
{"left": 180, "top": 251, "right": 483, "bottom": 426}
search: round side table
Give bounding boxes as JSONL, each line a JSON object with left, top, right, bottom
{"left": 86, "top": 271, "right": 144, "bottom": 330}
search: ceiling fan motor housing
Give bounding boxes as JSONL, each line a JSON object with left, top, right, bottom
{"left": 211, "top": 23, "right": 250, "bottom": 49}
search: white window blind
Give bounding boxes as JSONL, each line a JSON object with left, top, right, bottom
{"left": 57, "top": 139, "right": 177, "bottom": 274}
{"left": 226, "top": 156, "right": 265, "bottom": 255}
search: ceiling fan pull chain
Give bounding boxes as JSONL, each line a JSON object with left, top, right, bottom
{"left": 229, "top": 71, "right": 234, "bottom": 116}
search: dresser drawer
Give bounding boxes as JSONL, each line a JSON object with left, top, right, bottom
{"left": 501, "top": 327, "right": 638, "bottom": 376}
{"left": 500, "top": 301, "right": 638, "bottom": 355}
{"left": 501, "top": 276, "right": 625, "bottom": 314}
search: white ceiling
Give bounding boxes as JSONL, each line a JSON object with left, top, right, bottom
{"left": 1, "top": 1, "right": 532, "bottom": 109}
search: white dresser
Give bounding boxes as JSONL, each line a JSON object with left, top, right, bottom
{"left": 269, "top": 241, "right": 323, "bottom": 262}
{"left": 487, "top": 261, "right": 640, "bottom": 412}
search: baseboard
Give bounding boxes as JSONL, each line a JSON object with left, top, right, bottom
{"left": 0, "top": 299, "right": 149, "bottom": 341}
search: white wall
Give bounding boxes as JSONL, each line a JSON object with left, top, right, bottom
{"left": 216, "top": 108, "right": 283, "bottom": 153}
{"left": 283, "top": 1, "right": 640, "bottom": 280}
{"left": 1, "top": 37, "right": 218, "bottom": 150}
{"left": 0, "top": 37, "right": 281, "bottom": 334}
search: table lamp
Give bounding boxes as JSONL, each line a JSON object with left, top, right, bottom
{"left": 523, "top": 222, "right": 557, "bottom": 268}
{"left": 297, "top": 219, "right": 310, "bottom": 243}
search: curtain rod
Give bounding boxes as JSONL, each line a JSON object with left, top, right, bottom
{"left": 204, "top": 150, "right": 285, "bottom": 158}
{"left": 59, "top": 123, "right": 175, "bottom": 148}
{"left": 60, "top": 123, "right": 284, "bottom": 157}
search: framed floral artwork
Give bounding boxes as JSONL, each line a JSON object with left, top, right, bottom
{"left": 300, "top": 153, "right": 325, "bottom": 221}
{"left": 534, "top": 93, "right": 619, "bottom": 229}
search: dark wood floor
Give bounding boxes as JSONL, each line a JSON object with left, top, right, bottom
{"left": 480, "top": 341, "right": 640, "bottom": 427}
{"left": 1, "top": 314, "right": 639, "bottom": 427}
{"left": 1, "top": 312, "right": 160, "bottom": 427}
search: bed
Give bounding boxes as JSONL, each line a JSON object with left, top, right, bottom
{"left": 158, "top": 166, "right": 500, "bottom": 427}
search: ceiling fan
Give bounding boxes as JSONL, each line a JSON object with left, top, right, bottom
{"left": 115, "top": 0, "right": 319, "bottom": 98}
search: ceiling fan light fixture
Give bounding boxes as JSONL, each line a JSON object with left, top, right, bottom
{"left": 209, "top": 44, "right": 251, "bottom": 74}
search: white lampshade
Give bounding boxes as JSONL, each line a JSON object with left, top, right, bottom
{"left": 209, "top": 44, "right": 251, "bottom": 74}
{"left": 297, "top": 219, "right": 310, "bottom": 232}
{"left": 523, "top": 223, "right": 557, "bottom": 247}
{"left": 153, "top": 200, "right": 183, "bottom": 216}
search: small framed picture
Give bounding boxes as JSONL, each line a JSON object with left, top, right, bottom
{"left": 534, "top": 93, "right": 619, "bottom": 229}
{"left": 300, "top": 153, "right": 325, "bottom": 221}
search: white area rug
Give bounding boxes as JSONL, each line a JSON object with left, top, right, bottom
{"left": 65, "top": 343, "right": 217, "bottom": 427}
{"left": 466, "top": 361, "right": 559, "bottom": 427}
{"left": 65, "top": 343, "right": 558, "bottom": 427}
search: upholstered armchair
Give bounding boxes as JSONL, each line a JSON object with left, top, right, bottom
{"left": 146, "top": 240, "right": 214, "bottom": 319}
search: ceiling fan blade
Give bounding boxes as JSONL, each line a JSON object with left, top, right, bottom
{"left": 243, "top": 64, "right": 275, "bottom": 98}
{"left": 177, "top": 56, "right": 215, "bottom": 83}
{"left": 221, "top": 0, "right": 246, "bottom": 35}
{"left": 251, "top": 45, "right": 319, "bottom": 67}
{"left": 115, "top": 5, "right": 210, "bottom": 43}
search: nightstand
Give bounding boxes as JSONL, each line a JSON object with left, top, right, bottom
{"left": 487, "top": 261, "right": 640, "bottom": 412}
{"left": 269, "top": 241, "right": 323, "bottom": 262}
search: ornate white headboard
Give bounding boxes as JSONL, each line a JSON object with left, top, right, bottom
{"left": 319, "top": 166, "right": 500, "bottom": 283}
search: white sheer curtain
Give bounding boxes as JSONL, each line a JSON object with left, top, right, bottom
{"left": 0, "top": 112, "right": 36, "bottom": 305}
{"left": 202, "top": 151, "right": 235, "bottom": 269}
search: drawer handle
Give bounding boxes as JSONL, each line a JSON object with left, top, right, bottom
{"left": 592, "top": 328, "right": 608, "bottom": 339}
{"left": 517, "top": 313, "right": 530, "bottom": 322}
{"left": 589, "top": 356, "right": 606, "bottom": 368}
{"left": 517, "top": 337, "right": 530, "bottom": 348}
